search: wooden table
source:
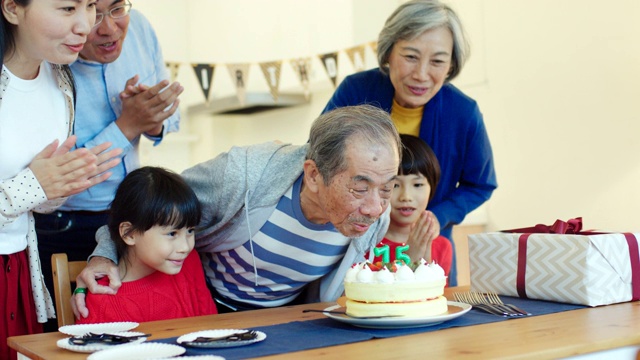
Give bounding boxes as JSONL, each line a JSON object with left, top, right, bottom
{"left": 9, "top": 286, "right": 640, "bottom": 359}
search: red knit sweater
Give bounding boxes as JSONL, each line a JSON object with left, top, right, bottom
{"left": 77, "top": 251, "right": 217, "bottom": 323}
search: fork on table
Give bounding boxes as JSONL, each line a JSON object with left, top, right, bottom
{"left": 453, "top": 291, "right": 531, "bottom": 317}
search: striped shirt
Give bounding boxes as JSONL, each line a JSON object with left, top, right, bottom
{"left": 203, "top": 175, "right": 351, "bottom": 307}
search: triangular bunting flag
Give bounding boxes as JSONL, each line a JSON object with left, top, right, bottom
{"left": 345, "top": 45, "right": 366, "bottom": 72}
{"left": 174, "top": 40, "right": 384, "bottom": 103}
{"left": 191, "top": 63, "right": 215, "bottom": 103}
{"left": 259, "top": 61, "right": 282, "bottom": 102}
{"left": 165, "top": 61, "right": 181, "bottom": 82}
{"left": 368, "top": 41, "right": 378, "bottom": 55}
{"left": 289, "top": 58, "right": 312, "bottom": 100}
{"left": 226, "top": 63, "right": 251, "bottom": 106}
{"left": 319, "top": 52, "right": 339, "bottom": 88}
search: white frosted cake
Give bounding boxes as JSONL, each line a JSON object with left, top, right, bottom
{"left": 343, "top": 260, "right": 448, "bottom": 317}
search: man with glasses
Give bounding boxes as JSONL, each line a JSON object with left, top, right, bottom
{"left": 74, "top": 105, "right": 401, "bottom": 317}
{"left": 34, "top": 0, "right": 182, "bottom": 332}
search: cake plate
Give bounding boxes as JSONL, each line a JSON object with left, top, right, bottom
{"left": 322, "top": 301, "right": 471, "bottom": 329}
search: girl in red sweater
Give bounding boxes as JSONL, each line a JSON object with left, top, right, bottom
{"left": 77, "top": 167, "right": 217, "bottom": 323}
{"left": 368, "top": 134, "right": 452, "bottom": 281}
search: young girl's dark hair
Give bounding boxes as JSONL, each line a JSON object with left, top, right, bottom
{"left": 108, "top": 166, "right": 202, "bottom": 259}
{"left": 399, "top": 134, "right": 441, "bottom": 201}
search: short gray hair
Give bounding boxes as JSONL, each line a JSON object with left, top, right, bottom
{"left": 377, "top": 0, "right": 470, "bottom": 82}
{"left": 307, "top": 105, "right": 401, "bottom": 185}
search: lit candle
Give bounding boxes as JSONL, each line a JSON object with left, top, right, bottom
{"left": 373, "top": 244, "right": 390, "bottom": 263}
{"left": 396, "top": 244, "right": 410, "bottom": 264}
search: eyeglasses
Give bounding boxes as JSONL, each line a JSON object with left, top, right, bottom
{"left": 94, "top": 1, "right": 132, "bottom": 27}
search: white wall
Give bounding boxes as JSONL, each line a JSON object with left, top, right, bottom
{"left": 134, "top": 0, "right": 640, "bottom": 233}
{"left": 476, "top": 0, "right": 640, "bottom": 232}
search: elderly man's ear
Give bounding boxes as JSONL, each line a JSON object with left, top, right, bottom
{"left": 302, "top": 159, "right": 323, "bottom": 194}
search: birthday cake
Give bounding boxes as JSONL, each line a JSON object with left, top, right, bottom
{"left": 343, "top": 260, "right": 448, "bottom": 317}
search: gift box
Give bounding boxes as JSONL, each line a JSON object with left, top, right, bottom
{"left": 468, "top": 218, "right": 640, "bottom": 306}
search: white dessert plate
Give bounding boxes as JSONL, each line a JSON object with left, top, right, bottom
{"left": 58, "top": 322, "right": 139, "bottom": 336}
{"left": 86, "top": 343, "right": 185, "bottom": 360}
{"left": 56, "top": 331, "right": 148, "bottom": 353}
{"left": 177, "top": 329, "right": 266, "bottom": 348}
{"left": 323, "top": 301, "right": 472, "bottom": 329}
{"left": 156, "top": 357, "right": 225, "bottom": 360}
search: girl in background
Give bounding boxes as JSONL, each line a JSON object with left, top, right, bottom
{"left": 369, "top": 134, "right": 452, "bottom": 280}
{"left": 1, "top": 0, "right": 120, "bottom": 358}
{"left": 77, "top": 167, "right": 217, "bottom": 323}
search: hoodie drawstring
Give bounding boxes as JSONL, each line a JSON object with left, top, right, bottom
{"left": 244, "top": 149, "right": 259, "bottom": 286}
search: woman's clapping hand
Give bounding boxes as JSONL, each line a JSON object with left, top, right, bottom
{"left": 29, "top": 135, "right": 122, "bottom": 199}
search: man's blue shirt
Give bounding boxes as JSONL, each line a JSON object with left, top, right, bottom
{"left": 62, "top": 10, "right": 180, "bottom": 211}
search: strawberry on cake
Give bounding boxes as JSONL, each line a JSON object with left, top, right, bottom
{"left": 343, "top": 260, "right": 448, "bottom": 317}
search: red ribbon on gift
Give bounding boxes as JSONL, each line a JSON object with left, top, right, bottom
{"left": 624, "top": 233, "right": 640, "bottom": 302}
{"left": 504, "top": 217, "right": 640, "bottom": 302}
{"left": 505, "top": 217, "right": 584, "bottom": 235}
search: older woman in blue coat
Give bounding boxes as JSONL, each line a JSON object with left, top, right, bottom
{"left": 323, "top": 0, "right": 497, "bottom": 286}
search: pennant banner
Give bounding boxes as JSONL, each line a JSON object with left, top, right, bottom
{"left": 173, "top": 41, "right": 377, "bottom": 103}
{"left": 345, "top": 45, "right": 366, "bottom": 72}
{"left": 259, "top": 61, "right": 282, "bottom": 102}
{"left": 191, "top": 63, "right": 215, "bottom": 103}
{"left": 368, "top": 41, "right": 378, "bottom": 55}
{"left": 319, "top": 52, "right": 339, "bottom": 88}
{"left": 165, "top": 61, "right": 181, "bottom": 82}
{"left": 227, "top": 63, "right": 251, "bottom": 106}
{"left": 289, "top": 57, "right": 312, "bottom": 100}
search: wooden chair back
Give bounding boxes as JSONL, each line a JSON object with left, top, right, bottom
{"left": 51, "top": 253, "right": 87, "bottom": 327}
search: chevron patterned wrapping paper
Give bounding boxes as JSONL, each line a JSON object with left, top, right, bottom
{"left": 468, "top": 232, "right": 640, "bottom": 306}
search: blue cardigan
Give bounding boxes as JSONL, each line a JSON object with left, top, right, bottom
{"left": 322, "top": 68, "right": 497, "bottom": 242}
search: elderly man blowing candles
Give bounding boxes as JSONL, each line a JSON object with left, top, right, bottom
{"left": 73, "top": 104, "right": 402, "bottom": 316}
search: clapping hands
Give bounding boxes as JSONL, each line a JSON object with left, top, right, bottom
{"left": 29, "top": 135, "right": 122, "bottom": 199}
{"left": 117, "top": 75, "right": 183, "bottom": 140}
{"left": 405, "top": 210, "right": 441, "bottom": 263}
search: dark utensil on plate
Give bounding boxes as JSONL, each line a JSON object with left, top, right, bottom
{"left": 182, "top": 330, "right": 259, "bottom": 346}
{"left": 69, "top": 332, "right": 151, "bottom": 345}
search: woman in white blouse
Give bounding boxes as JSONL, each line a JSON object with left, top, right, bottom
{"left": 0, "top": 0, "right": 121, "bottom": 357}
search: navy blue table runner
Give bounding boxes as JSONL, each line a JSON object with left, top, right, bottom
{"left": 153, "top": 297, "right": 586, "bottom": 359}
